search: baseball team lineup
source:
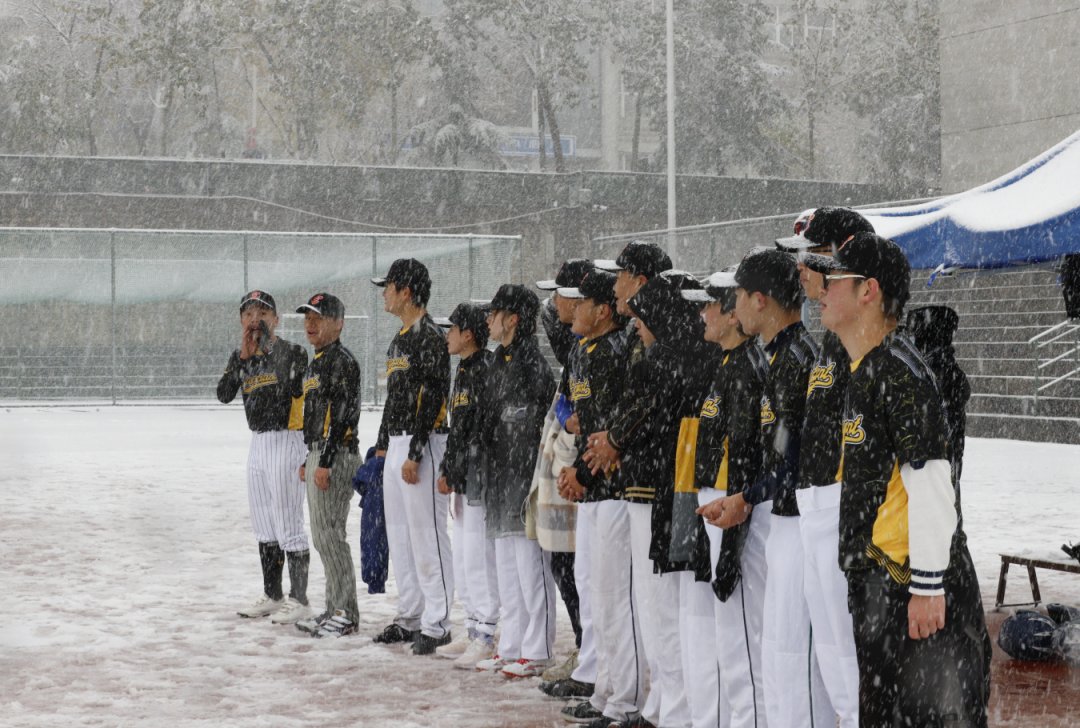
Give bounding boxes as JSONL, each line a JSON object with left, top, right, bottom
{"left": 217, "top": 206, "right": 990, "bottom": 728}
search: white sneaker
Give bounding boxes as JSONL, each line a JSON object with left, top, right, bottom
{"left": 271, "top": 597, "right": 313, "bottom": 625}
{"left": 435, "top": 632, "right": 472, "bottom": 659}
{"left": 237, "top": 594, "right": 284, "bottom": 618}
{"left": 454, "top": 638, "right": 496, "bottom": 670}
{"left": 474, "top": 654, "right": 509, "bottom": 672}
{"left": 501, "top": 658, "right": 552, "bottom": 678}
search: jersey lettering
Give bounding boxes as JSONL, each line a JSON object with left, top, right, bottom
{"left": 843, "top": 414, "right": 866, "bottom": 445}
{"left": 569, "top": 378, "right": 592, "bottom": 402}
{"left": 700, "top": 396, "right": 720, "bottom": 419}
{"left": 242, "top": 372, "right": 279, "bottom": 394}
{"left": 302, "top": 375, "right": 321, "bottom": 394}
{"left": 760, "top": 397, "right": 776, "bottom": 426}
{"left": 386, "top": 356, "right": 410, "bottom": 375}
{"left": 807, "top": 362, "right": 836, "bottom": 396}
{"left": 451, "top": 390, "right": 470, "bottom": 410}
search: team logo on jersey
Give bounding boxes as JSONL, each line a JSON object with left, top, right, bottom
{"left": 700, "top": 396, "right": 720, "bottom": 419}
{"left": 452, "top": 391, "right": 471, "bottom": 410}
{"left": 843, "top": 415, "right": 866, "bottom": 445}
{"left": 760, "top": 397, "right": 776, "bottom": 426}
{"left": 569, "top": 378, "right": 592, "bottom": 402}
{"left": 807, "top": 362, "right": 836, "bottom": 396}
{"left": 386, "top": 356, "right": 410, "bottom": 375}
{"left": 243, "top": 372, "right": 278, "bottom": 394}
{"left": 303, "top": 375, "right": 321, "bottom": 394}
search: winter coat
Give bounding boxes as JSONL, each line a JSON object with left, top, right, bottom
{"left": 352, "top": 448, "right": 388, "bottom": 594}
{"left": 567, "top": 328, "right": 627, "bottom": 502}
{"left": 527, "top": 394, "right": 579, "bottom": 552}
{"left": 473, "top": 334, "right": 556, "bottom": 538}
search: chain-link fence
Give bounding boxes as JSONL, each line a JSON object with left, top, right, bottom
{"left": 0, "top": 228, "right": 521, "bottom": 405}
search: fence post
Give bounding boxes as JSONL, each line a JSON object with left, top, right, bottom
{"left": 110, "top": 231, "right": 117, "bottom": 406}
{"left": 468, "top": 234, "right": 475, "bottom": 299}
{"left": 370, "top": 236, "right": 380, "bottom": 406}
{"left": 243, "top": 233, "right": 249, "bottom": 291}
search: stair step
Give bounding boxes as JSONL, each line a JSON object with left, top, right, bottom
{"left": 966, "top": 413, "right": 1080, "bottom": 444}
{"left": 967, "top": 394, "right": 1080, "bottom": 419}
{"left": 967, "top": 374, "right": 1080, "bottom": 397}
{"left": 957, "top": 357, "right": 1080, "bottom": 377}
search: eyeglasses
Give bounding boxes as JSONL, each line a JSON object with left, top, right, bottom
{"left": 822, "top": 273, "right": 867, "bottom": 290}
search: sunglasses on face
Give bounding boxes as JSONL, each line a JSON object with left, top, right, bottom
{"left": 822, "top": 273, "right": 867, "bottom": 290}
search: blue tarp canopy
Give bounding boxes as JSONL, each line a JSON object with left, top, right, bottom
{"left": 862, "top": 129, "right": 1080, "bottom": 270}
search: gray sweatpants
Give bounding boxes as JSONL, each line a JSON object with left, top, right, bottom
{"left": 305, "top": 445, "right": 361, "bottom": 623}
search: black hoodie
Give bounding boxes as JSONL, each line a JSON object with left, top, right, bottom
{"left": 627, "top": 277, "right": 715, "bottom": 579}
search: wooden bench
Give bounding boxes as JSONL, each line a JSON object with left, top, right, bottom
{"left": 995, "top": 553, "right": 1080, "bottom": 609}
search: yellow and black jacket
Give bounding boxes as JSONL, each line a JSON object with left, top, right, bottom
{"left": 743, "top": 321, "right": 819, "bottom": 517}
{"left": 608, "top": 325, "right": 656, "bottom": 504}
{"left": 217, "top": 337, "right": 307, "bottom": 432}
{"left": 567, "top": 328, "right": 627, "bottom": 503}
{"left": 375, "top": 314, "right": 451, "bottom": 462}
{"left": 301, "top": 339, "right": 361, "bottom": 469}
{"left": 799, "top": 331, "right": 851, "bottom": 488}
{"left": 440, "top": 349, "right": 491, "bottom": 494}
{"left": 839, "top": 331, "right": 959, "bottom": 596}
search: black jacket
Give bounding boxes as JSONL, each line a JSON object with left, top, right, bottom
{"left": 440, "top": 349, "right": 491, "bottom": 494}
{"left": 743, "top": 321, "right": 818, "bottom": 517}
{"left": 628, "top": 278, "right": 715, "bottom": 579}
{"left": 608, "top": 325, "right": 655, "bottom": 503}
{"left": 375, "top": 314, "right": 450, "bottom": 462}
{"left": 301, "top": 339, "right": 361, "bottom": 469}
{"left": 567, "top": 328, "right": 627, "bottom": 502}
{"left": 708, "top": 339, "right": 769, "bottom": 601}
{"left": 216, "top": 337, "right": 307, "bottom": 432}
{"left": 474, "top": 334, "right": 556, "bottom": 537}
{"left": 799, "top": 331, "right": 851, "bottom": 488}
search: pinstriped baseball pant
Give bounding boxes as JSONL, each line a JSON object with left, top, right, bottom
{"left": 305, "top": 445, "right": 361, "bottom": 623}
{"left": 247, "top": 430, "right": 308, "bottom": 552}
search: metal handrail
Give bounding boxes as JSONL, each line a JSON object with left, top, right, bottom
{"left": 1031, "top": 319, "right": 1080, "bottom": 408}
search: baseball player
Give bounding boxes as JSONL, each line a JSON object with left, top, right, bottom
{"left": 216, "top": 290, "right": 312, "bottom": 625}
{"left": 473, "top": 284, "right": 557, "bottom": 678}
{"left": 292, "top": 292, "right": 363, "bottom": 638}
{"left": 585, "top": 241, "right": 687, "bottom": 728}
{"left": 432, "top": 302, "right": 500, "bottom": 668}
{"left": 370, "top": 258, "right": 454, "bottom": 656}
{"left": 693, "top": 271, "right": 771, "bottom": 728}
{"left": 818, "top": 232, "right": 990, "bottom": 726}
{"left": 707, "top": 248, "right": 833, "bottom": 727}
{"left": 774, "top": 206, "right": 876, "bottom": 728}
{"left": 555, "top": 270, "right": 645, "bottom": 726}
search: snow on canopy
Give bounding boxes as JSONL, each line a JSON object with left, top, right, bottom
{"left": 863, "top": 129, "right": 1080, "bottom": 270}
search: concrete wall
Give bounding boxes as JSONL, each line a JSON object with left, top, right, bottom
{"left": 940, "top": 1, "right": 1080, "bottom": 192}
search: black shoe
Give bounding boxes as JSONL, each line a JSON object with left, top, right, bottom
{"left": 541, "top": 677, "right": 595, "bottom": 700}
{"left": 561, "top": 700, "right": 602, "bottom": 724}
{"left": 372, "top": 623, "right": 418, "bottom": 644}
{"left": 411, "top": 631, "right": 452, "bottom": 655}
{"left": 1063, "top": 542, "right": 1080, "bottom": 564}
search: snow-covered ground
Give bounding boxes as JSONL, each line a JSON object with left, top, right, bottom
{"left": 2, "top": 406, "right": 1078, "bottom": 727}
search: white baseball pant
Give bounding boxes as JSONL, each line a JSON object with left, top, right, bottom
{"left": 495, "top": 534, "right": 556, "bottom": 661}
{"left": 762, "top": 514, "right": 833, "bottom": 728}
{"left": 588, "top": 499, "right": 646, "bottom": 722}
{"left": 712, "top": 495, "right": 770, "bottom": 728}
{"left": 247, "top": 429, "right": 308, "bottom": 552}
{"left": 383, "top": 433, "right": 454, "bottom": 639}
{"left": 627, "top": 501, "right": 691, "bottom": 728}
{"left": 572, "top": 501, "right": 598, "bottom": 686}
{"left": 796, "top": 483, "right": 859, "bottom": 728}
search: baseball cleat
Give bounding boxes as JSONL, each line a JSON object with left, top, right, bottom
{"left": 295, "top": 611, "right": 331, "bottom": 634}
{"left": 501, "top": 658, "right": 552, "bottom": 678}
{"left": 372, "top": 623, "right": 419, "bottom": 644}
{"left": 561, "top": 700, "right": 603, "bottom": 724}
{"left": 474, "top": 654, "right": 509, "bottom": 672}
{"left": 435, "top": 632, "right": 472, "bottom": 659}
{"left": 312, "top": 610, "right": 356, "bottom": 638}
{"left": 237, "top": 594, "right": 284, "bottom": 618}
{"left": 541, "top": 649, "right": 579, "bottom": 682}
{"left": 453, "top": 638, "right": 496, "bottom": 670}
{"left": 540, "top": 677, "right": 596, "bottom": 700}
{"left": 411, "top": 632, "right": 452, "bottom": 655}
{"left": 270, "top": 597, "right": 312, "bottom": 625}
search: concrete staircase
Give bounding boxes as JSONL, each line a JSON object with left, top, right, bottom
{"left": 906, "top": 265, "right": 1080, "bottom": 444}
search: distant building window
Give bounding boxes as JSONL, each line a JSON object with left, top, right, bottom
{"left": 767, "top": 4, "right": 837, "bottom": 50}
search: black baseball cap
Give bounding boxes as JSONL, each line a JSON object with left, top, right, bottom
{"left": 240, "top": 289, "right": 276, "bottom": 313}
{"left": 828, "top": 232, "right": 911, "bottom": 310}
{"left": 595, "top": 240, "right": 672, "bottom": 279}
{"left": 776, "top": 207, "right": 875, "bottom": 253}
{"left": 536, "top": 258, "right": 593, "bottom": 291}
{"left": 371, "top": 258, "right": 432, "bottom": 305}
{"left": 490, "top": 283, "right": 540, "bottom": 319}
{"left": 682, "top": 269, "right": 738, "bottom": 303}
{"left": 659, "top": 269, "right": 702, "bottom": 291}
{"left": 295, "top": 292, "right": 345, "bottom": 319}
{"left": 734, "top": 248, "right": 803, "bottom": 309}
{"left": 557, "top": 269, "right": 618, "bottom": 308}
{"left": 433, "top": 302, "right": 490, "bottom": 347}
